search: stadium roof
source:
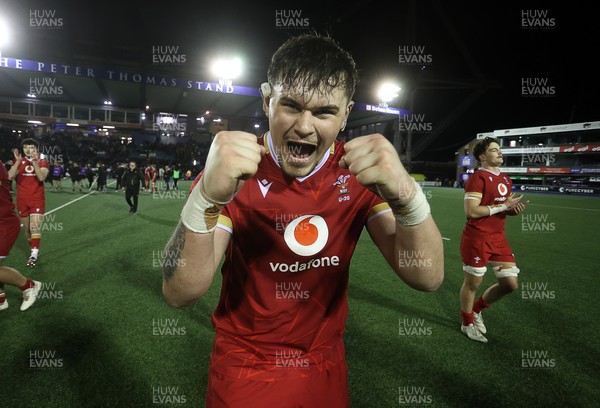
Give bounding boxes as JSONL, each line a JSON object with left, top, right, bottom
{"left": 0, "top": 63, "right": 404, "bottom": 130}
{"left": 0, "top": 0, "right": 598, "bottom": 161}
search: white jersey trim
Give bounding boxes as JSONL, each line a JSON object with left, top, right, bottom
{"left": 478, "top": 167, "right": 501, "bottom": 177}
{"left": 366, "top": 208, "right": 392, "bottom": 224}
{"left": 216, "top": 223, "right": 233, "bottom": 234}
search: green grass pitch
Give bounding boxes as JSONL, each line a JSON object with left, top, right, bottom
{"left": 1, "top": 181, "right": 599, "bottom": 407}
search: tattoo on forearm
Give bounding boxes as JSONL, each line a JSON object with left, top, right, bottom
{"left": 162, "top": 221, "right": 187, "bottom": 281}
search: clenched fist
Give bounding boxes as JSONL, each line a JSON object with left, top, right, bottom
{"left": 201, "top": 131, "right": 266, "bottom": 203}
{"left": 340, "top": 134, "right": 415, "bottom": 207}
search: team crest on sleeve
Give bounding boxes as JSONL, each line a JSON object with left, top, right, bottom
{"left": 333, "top": 174, "right": 351, "bottom": 203}
{"left": 497, "top": 183, "right": 508, "bottom": 196}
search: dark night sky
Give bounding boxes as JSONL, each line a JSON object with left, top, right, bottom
{"left": 1, "top": 0, "right": 598, "bottom": 161}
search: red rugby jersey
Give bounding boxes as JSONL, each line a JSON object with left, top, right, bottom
{"left": 15, "top": 157, "right": 49, "bottom": 199}
{"left": 463, "top": 167, "right": 513, "bottom": 237}
{"left": 190, "top": 132, "right": 391, "bottom": 380}
{"left": 0, "top": 161, "right": 18, "bottom": 220}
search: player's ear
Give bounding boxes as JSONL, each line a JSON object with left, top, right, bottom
{"left": 260, "top": 82, "right": 271, "bottom": 117}
{"left": 341, "top": 101, "right": 354, "bottom": 131}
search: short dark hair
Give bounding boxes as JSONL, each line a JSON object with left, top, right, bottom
{"left": 267, "top": 33, "right": 358, "bottom": 101}
{"left": 473, "top": 137, "right": 500, "bottom": 163}
{"left": 21, "top": 138, "right": 39, "bottom": 147}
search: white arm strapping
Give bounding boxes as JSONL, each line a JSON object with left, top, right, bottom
{"left": 180, "top": 177, "right": 229, "bottom": 233}
{"left": 390, "top": 179, "right": 431, "bottom": 226}
{"left": 487, "top": 204, "right": 507, "bottom": 216}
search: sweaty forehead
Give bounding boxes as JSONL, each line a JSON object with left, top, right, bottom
{"left": 486, "top": 143, "right": 500, "bottom": 150}
{"left": 274, "top": 84, "right": 348, "bottom": 107}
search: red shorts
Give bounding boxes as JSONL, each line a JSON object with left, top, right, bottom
{"left": 0, "top": 216, "right": 21, "bottom": 258}
{"left": 460, "top": 232, "right": 515, "bottom": 267}
{"left": 206, "top": 360, "right": 350, "bottom": 408}
{"left": 16, "top": 197, "right": 45, "bottom": 217}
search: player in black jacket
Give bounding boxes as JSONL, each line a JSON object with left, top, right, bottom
{"left": 121, "top": 161, "right": 144, "bottom": 213}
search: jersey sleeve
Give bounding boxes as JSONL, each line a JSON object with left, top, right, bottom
{"left": 15, "top": 162, "right": 23, "bottom": 182}
{"left": 215, "top": 174, "right": 233, "bottom": 235}
{"left": 365, "top": 194, "right": 391, "bottom": 224}
{"left": 464, "top": 172, "right": 484, "bottom": 201}
{"left": 217, "top": 207, "right": 233, "bottom": 234}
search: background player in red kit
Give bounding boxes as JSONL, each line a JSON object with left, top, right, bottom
{"left": 0, "top": 159, "right": 42, "bottom": 311}
{"left": 7, "top": 138, "right": 49, "bottom": 267}
{"left": 144, "top": 164, "right": 151, "bottom": 192}
{"left": 162, "top": 34, "right": 444, "bottom": 407}
{"left": 149, "top": 164, "right": 158, "bottom": 193}
{"left": 459, "top": 137, "right": 529, "bottom": 343}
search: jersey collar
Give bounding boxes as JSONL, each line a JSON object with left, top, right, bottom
{"left": 479, "top": 167, "right": 501, "bottom": 177}
{"left": 266, "top": 131, "right": 333, "bottom": 182}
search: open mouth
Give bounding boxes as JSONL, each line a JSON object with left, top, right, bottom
{"left": 286, "top": 140, "right": 317, "bottom": 164}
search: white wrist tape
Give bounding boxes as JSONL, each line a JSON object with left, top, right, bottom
{"left": 390, "top": 179, "right": 431, "bottom": 226}
{"left": 180, "top": 177, "right": 229, "bottom": 233}
{"left": 487, "top": 204, "right": 507, "bottom": 216}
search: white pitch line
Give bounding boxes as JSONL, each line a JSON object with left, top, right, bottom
{"left": 46, "top": 180, "right": 116, "bottom": 215}
{"left": 528, "top": 203, "right": 600, "bottom": 212}
{"left": 442, "top": 237, "right": 450, "bottom": 241}
{"left": 426, "top": 191, "right": 600, "bottom": 212}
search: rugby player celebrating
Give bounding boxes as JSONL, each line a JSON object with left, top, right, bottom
{"left": 1, "top": 159, "right": 42, "bottom": 310}
{"left": 8, "top": 138, "right": 49, "bottom": 267}
{"left": 459, "top": 137, "right": 528, "bottom": 343}
{"left": 162, "top": 34, "right": 444, "bottom": 407}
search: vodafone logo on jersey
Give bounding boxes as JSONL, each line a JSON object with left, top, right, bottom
{"left": 283, "top": 215, "right": 329, "bottom": 257}
{"left": 25, "top": 165, "right": 35, "bottom": 173}
{"left": 498, "top": 183, "right": 508, "bottom": 196}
